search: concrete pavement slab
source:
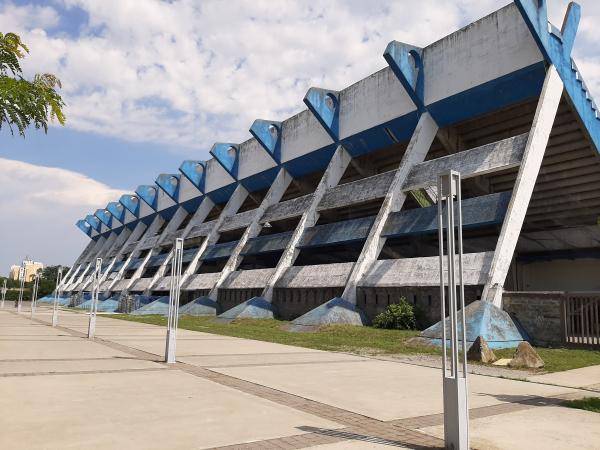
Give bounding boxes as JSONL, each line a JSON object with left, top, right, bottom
{"left": 0, "top": 357, "right": 166, "bottom": 375}
{"left": 0, "top": 335, "right": 132, "bottom": 360}
{"left": 0, "top": 368, "right": 340, "bottom": 450}
{"left": 180, "top": 351, "right": 369, "bottom": 368}
{"left": 420, "top": 404, "right": 600, "bottom": 450}
{"left": 213, "top": 360, "right": 582, "bottom": 421}
{"left": 307, "top": 442, "right": 408, "bottom": 449}
{"left": 527, "top": 365, "right": 600, "bottom": 389}
{"left": 105, "top": 335, "right": 323, "bottom": 357}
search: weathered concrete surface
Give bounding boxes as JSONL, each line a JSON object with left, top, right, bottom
{"left": 420, "top": 405, "right": 600, "bottom": 450}
{"left": 0, "top": 368, "right": 338, "bottom": 450}
{"left": 217, "top": 296, "right": 275, "bottom": 320}
{"left": 0, "top": 310, "right": 340, "bottom": 450}
{"left": 527, "top": 365, "right": 600, "bottom": 390}
{"left": 420, "top": 300, "right": 526, "bottom": 349}
{"left": 3, "top": 308, "right": 598, "bottom": 450}
{"left": 213, "top": 359, "right": 583, "bottom": 421}
{"left": 288, "top": 297, "right": 368, "bottom": 331}
{"left": 178, "top": 296, "right": 218, "bottom": 316}
{"left": 179, "top": 351, "right": 368, "bottom": 369}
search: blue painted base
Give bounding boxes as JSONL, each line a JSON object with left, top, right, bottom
{"left": 130, "top": 296, "right": 170, "bottom": 315}
{"left": 288, "top": 297, "right": 368, "bottom": 332}
{"left": 419, "top": 300, "right": 527, "bottom": 349}
{"left": 217, "top": 297, "right": 275, "bottom": 321}
{"left": 179, "top": 296, "right": 218, "bottom": 316}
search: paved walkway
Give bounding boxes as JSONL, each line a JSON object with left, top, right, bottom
{"left": 1, "top": 305, "right": 599, "bottom": 449}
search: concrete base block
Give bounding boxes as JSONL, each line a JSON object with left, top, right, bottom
{"left": 287, "top": 297, "right": 368, "bottom": 332}
{"left": 216, "top": 297, "right": 275, "bottom": 322}
{"left": 419, "top": 300, "right": 527, "bottom": 349}
{"left": 178, "top": 296, "right": 218, "bottom": 316}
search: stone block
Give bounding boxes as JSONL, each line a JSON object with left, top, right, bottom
{"left": 467, "top": 336, "right": 497, "bottom": 363}
{"left": 508, "top": 341, "right": 544, "bottom": 369}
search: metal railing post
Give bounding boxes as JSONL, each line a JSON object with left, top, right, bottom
{"left": 165, "top": 238, "right": 183, "bottom": 363}
{"left": 52, "top": 267, "right": 63, "bottom": 327}
{"left": 438, "top": 170, "right": 469, "bottom": 450}
{"left": 88, "top": 258, "right": 102, "bottom": 338}
{"left": 1, "top": 279, "right": 6, "bottom": 309}
{"left": 16, "top": 263, "right": 25, "bottom": 313}
{"left": 30, "top": 273, "right": 40, "bottom": 318}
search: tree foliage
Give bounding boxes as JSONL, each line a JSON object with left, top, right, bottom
{"left": 41, "top": 265, "right": 70, "bottom": 283}
{"left": 0, "top": 32, "right": 65, "bottom": 136}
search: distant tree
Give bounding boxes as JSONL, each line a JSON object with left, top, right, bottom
{"left": 41, "top": 265, "right": 70, "bottom": 283}
{"left": 0, "top": 32, "right": 65, "bottom": 136}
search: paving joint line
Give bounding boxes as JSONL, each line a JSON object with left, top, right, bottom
{"left": 0, "top": 367, "right": 167, "bottom": 378}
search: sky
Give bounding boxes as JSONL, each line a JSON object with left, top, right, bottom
{"left": 1, "top": 0, "right": 599, "bottom": 275}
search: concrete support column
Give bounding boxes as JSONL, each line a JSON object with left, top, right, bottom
{"left": 342, "top": 112, "right": 439, "bottom": 304}
{"left": 108, "top": 214, "right": 162, "bottom": 292}
{"left": 94, "top": 232, "right": 119, "bottom": 260}
{"left": 175, "top": 197, "right": 216, "bottom": 286}
{"left": 144, "top": 204, "right": 211, "bottom": 293}
{"left": 121, "top": 213, "right": 169, "bottom": 293}
{"left": 482, "top": 66, "right": 563, "bottom": 307}
{"left": 262, "top": 145, "right": 352, "bottom": 302}
{"left": 106, "top": 220, "right": 149, "bottom": 291}
{"left": 210, "top": 168, "right": 293, "bottom": 306}
{"left": 96, "top": 226, "right": 133, "bottom": 289}
{"left": 183, "top": 184, "right": 249, "bottom": 280}
{"left": 66, "top": 262, "right": 92, "bottom": 291}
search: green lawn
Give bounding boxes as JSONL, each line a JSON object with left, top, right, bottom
{"left": 107, "top": 314, "right": 434, "bottom": 355}
{"left": 107, "top": 314, "right": 600, "bottom": 373}
{"left": 563, "top": 397, "right": 600, "bottom": 413}
{"left": 495, "top": 346, "right": 600, "bottom": 373}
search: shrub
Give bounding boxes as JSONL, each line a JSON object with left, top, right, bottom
{"left": 372, "top": 298, "right": 417, "bottom": 330}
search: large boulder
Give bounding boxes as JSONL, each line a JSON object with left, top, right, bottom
{"left": 467, "top": 336, "right": 497, "bottom": 363}
{"left": 508, "top": 341, "right": 544, "bottom": 369}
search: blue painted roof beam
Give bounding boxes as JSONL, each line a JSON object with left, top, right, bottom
{"left": 106, "top": 201, "right": 126, "bottom": 224}
{"left": 303, "top": 87, "right": 340, "bottom": 142}
{"left": 85, "top": 214, "right": 101, "bottom": 232}
{"left": 210, "top": 143, "right": 239, "bottom": 180}
{"left": 135, "top": 185, "right": 158, "bottom": 210}
{"left": 179, "top": 160, "right": 207, "bottom": 193}
{"left": 156, "top": 173, "right": 181, "bottom": 203}
{"left": 76, "top": 219, "right": 92, "bottom": 237}
{"left": 94, "top": 209, "right": 112, "bottom": 228}
{"left": 119, "top": 194, "right": 140, "bottom": 217}
{"left": 250, "top": 119, "right": 282, "bottom": 164}
{"left": 383, "top": 41, "right": 424, "bottom": 112}
{"left": 515, "top": 1, "right": 600, "bottom": 152}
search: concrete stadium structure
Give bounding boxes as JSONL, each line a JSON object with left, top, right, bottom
{"left": 58, "top": 1, "right": 600, "bottom": 347}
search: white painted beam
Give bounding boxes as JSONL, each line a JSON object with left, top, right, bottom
{"left": 181, "top": 184, "right": 249, "bottom": 285}
{"left": 261, "top": 145, "right": 353, "bottom": 301}
{"left": 402, "top": 133, "right": 528, "bottom": 192}
{"left": 481, "top": 66, "right": 564, "bottom": 306}
{"left": 207, "top": 168, "right": 293, "bottom": 300}
{"left": 107, "top": 215, "right": 161, "bottom": 293}
{"left": 341, "top": 112, "right": 439, "bottom": 304}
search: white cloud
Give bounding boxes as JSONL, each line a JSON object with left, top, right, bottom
{"left": 0, "top": 0, "right": 509, "bottom": 154}
{"left": 0, "top": 158, "right": 124, "bottom": 274}
{"left": 2, "top": 0, "right": 598, "bottom": 156}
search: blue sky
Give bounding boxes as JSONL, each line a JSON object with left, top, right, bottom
{"left": 1, "top": 0, "right": 599, "bottom": 274}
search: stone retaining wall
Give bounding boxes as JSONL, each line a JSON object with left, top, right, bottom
{"left": 502, "top": 291, "right": 564, "bottom": 346}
